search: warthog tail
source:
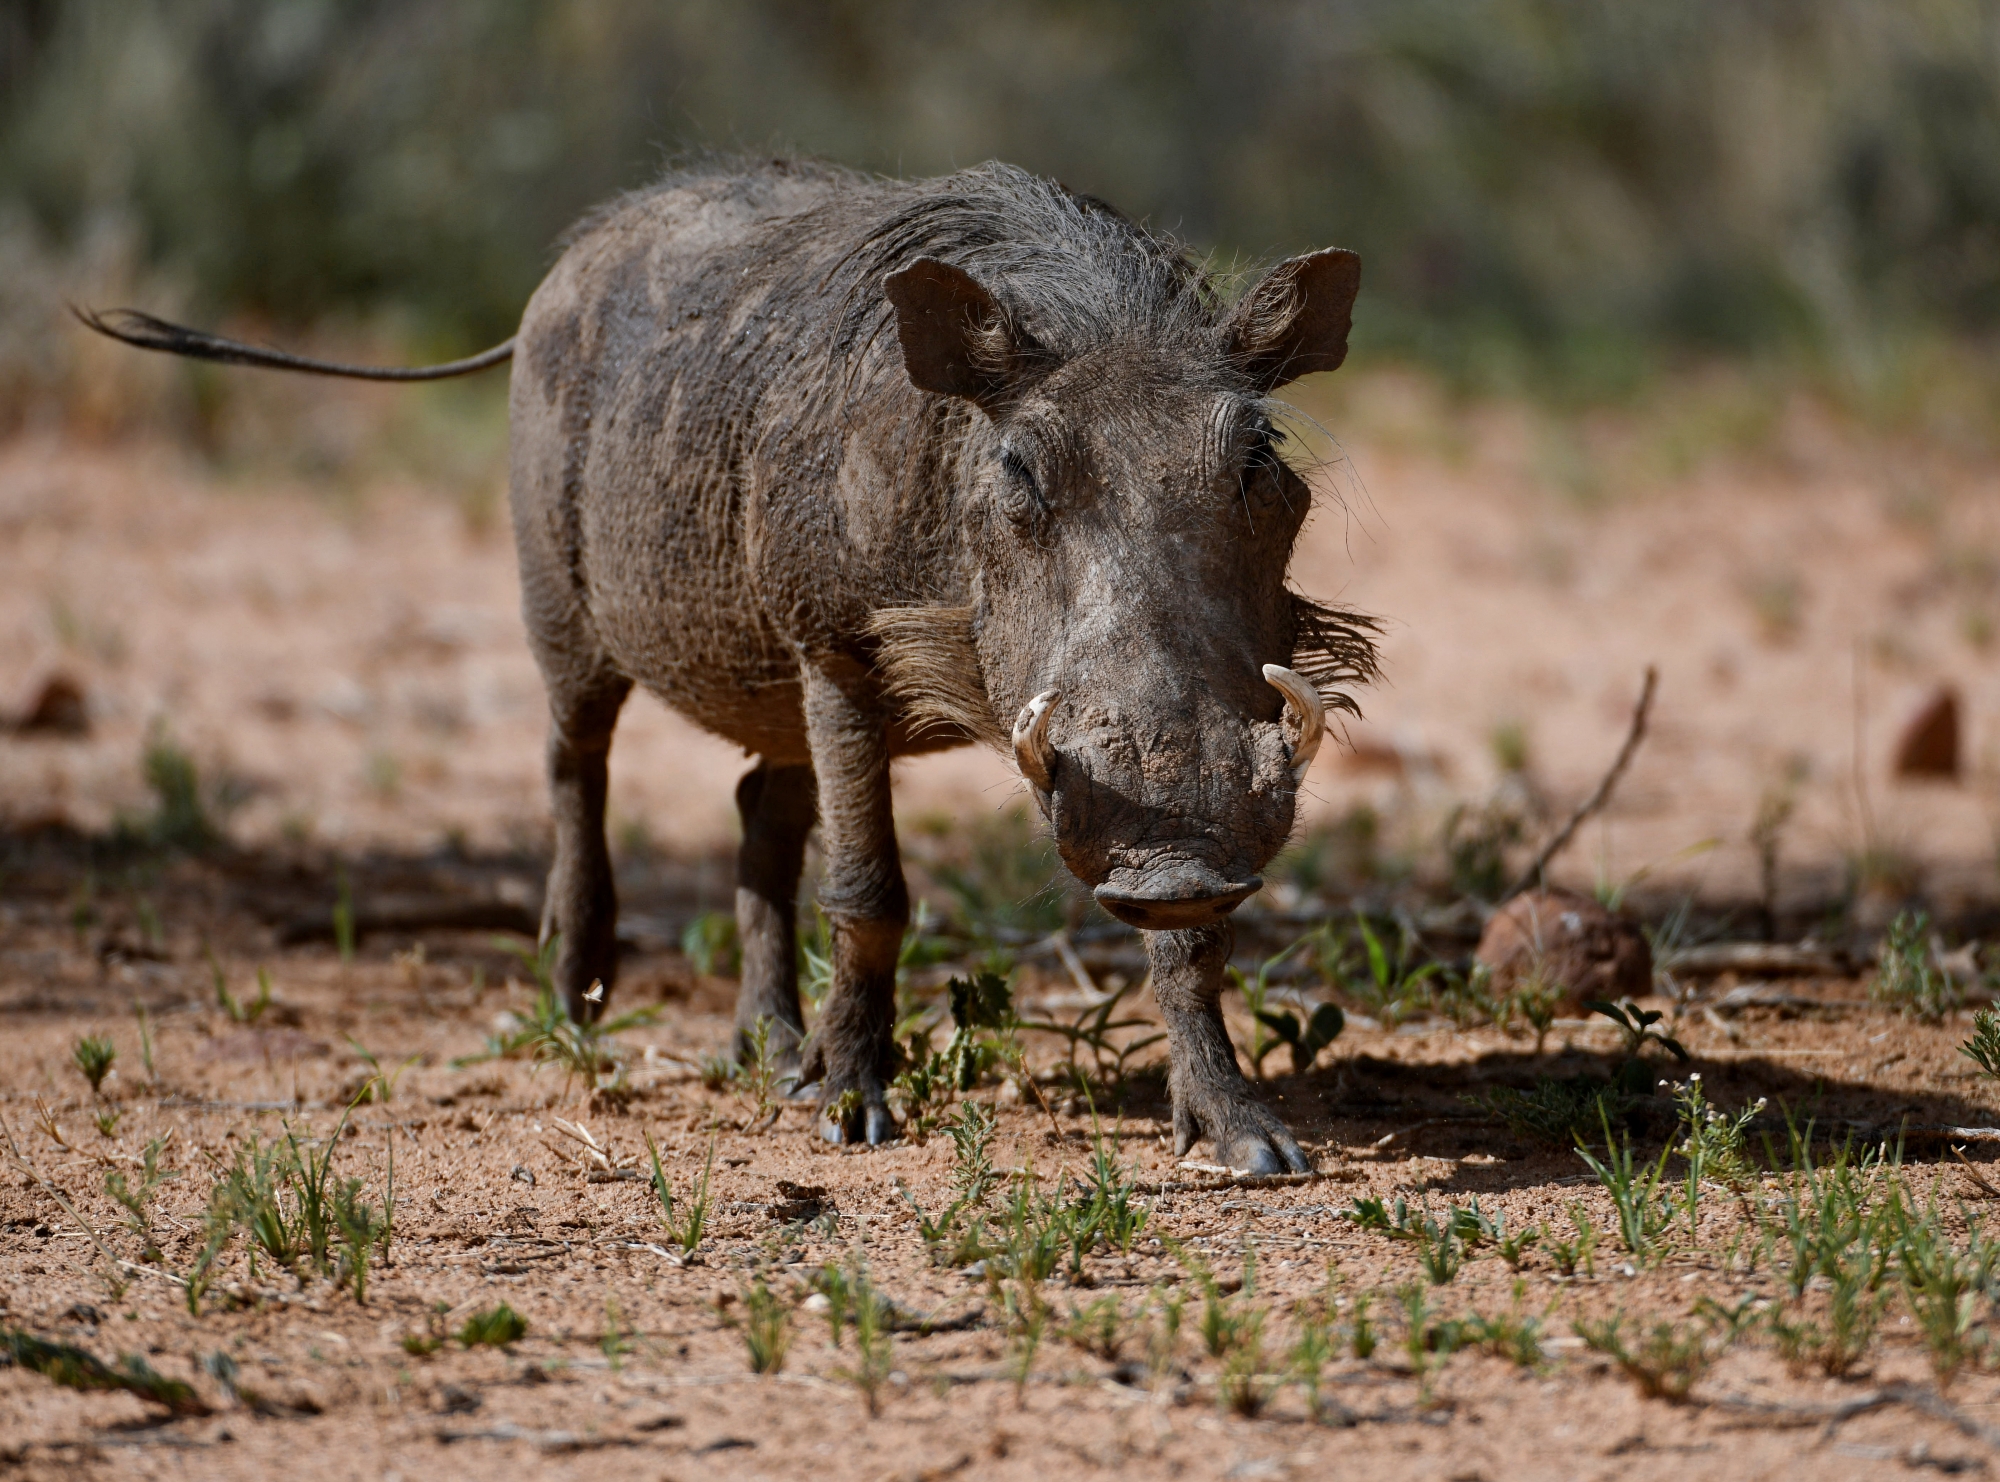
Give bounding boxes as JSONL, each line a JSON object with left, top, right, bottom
{"left": 72, "top": 305, "right": 514, "bottom": 382}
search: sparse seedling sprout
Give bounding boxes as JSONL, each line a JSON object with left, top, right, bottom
{"left": 72, "top": 1035, "right": 115, "bottom": 1095}
{"left": 133, "top": 1000, "right": 156, "bottom": 1083}
{"left": 347, "top": 1037, "right": 420, "bottom": 1104}
{"left": 733, "top": 1276, "right": 793, "bottom": 1374}
{"left": 736, "top": 1015, "right": 784, "bottom": 1129}
{"left": 645, "top": 1131, "right": 714, "bottom": 1254}
{"left": 1348, "top": 1292, "right": 1377, "bottom": 1359}
{"left": 681, "top": 910, "right": 740, "bottom": 975}
{"left": 103, "top": 1138, "right": 176, "bottom": 1262}
{"left": 1575, "top": 1107, "right": 1675, "bottom": 1261}
{"left": 333, "top": 867, "right": 356, "bottom": 965}
{"left": 94, "top": 1107, "right": 123, "bottom": 1138}
{"left": 1872, "top": 910, "right": 1961, "bottom": 1022}
{"left": 829, "top": 1260, "right": 895, "bottom": 1416}
{"left": 208, "top": 951, "right": 273, "bottom": 1025}
{"left": 1575, "top": 1304, "right": 1744, "bottom": 1403}
{"left": 1960, "top": 1009, "right": 2000, "bottom": 1080}
{"left": 1889, "top": 1193, "right": 1998, "bottom": 1385}
{"left": 1548, "top": 1206, "right": 1597, "bottom": 1277}
{"left": 1585, "top": 997, "right": 1690, "bottom": 1062}
{"left": 458, "top": 1304, "right": 527, "bottom": 1348}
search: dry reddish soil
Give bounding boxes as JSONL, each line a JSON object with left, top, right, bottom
{"left": 4, "top": 848, "right": 2000, "bottom": 1481}
{"left": 3, "top": 383, "right": 2000, "bottom": 1478}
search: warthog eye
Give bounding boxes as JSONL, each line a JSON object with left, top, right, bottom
{"left": 998, "top": 445, "right": 1044, "bottom": 524}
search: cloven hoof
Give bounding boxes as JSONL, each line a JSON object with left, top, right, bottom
{"left": 820, "top": 1101, "right": 897, "bottom": 1147}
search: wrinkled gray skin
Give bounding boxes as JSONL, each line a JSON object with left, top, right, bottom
{"left": 511, "top": 160, "right": 1373, "bottom": 1169}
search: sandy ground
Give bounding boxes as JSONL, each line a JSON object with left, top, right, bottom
{"left": 3, "top": 846, "right": 2000, "bottom": 1480}
{"left": 2, "top": 371, "right": 1996, "bottom": 909}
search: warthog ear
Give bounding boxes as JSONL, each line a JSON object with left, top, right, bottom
{"left": 1223, "top": 249, "right": 1362, "bottom": 391}
{"left": 883, "top": 258, "right": 1028, "bottom": 409}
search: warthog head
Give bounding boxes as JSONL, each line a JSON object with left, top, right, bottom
{"left": 873, "top": 206, "right": 1377, "bottom": 930}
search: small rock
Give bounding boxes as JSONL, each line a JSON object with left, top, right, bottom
{"left": 435, "top": 1383, "right": 482, "bottom": 1415}
{"left": 1894, "top": 685, "right": 1960, "bottom": 780}
{"left": 15, "top": 674, "right": 88, "bottom": 736}
{"left": 1476, "top": 889, "right": 1651, "bottom": 1013}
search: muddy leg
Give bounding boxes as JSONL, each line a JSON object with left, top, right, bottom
{"left": 1150, "top": 924, "right": 1312, "bottom": 1175}
{"left": 538, "top": 677, "right": 630, "bottom": 1023}
{"left": 794, "top": 661, "right": 905, "bottom": 1145}
{"left": 732, "top": 760, "right": 815, "bottom": 1068}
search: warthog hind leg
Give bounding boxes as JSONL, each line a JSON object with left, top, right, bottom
{"left": 731, "top": 760, "right": 815, "bottom": 1071}
{"left": 537, "top": 675, "right": 631, "bottom": 1023}
{"left": 1150, "top": 924, "right": 1313, "bottom": 1176}
{"left": 794, "top": 662, "right": 905, "bottom": 1145}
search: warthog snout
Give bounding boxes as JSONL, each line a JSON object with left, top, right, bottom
{"left": 1091, "top": 861, "right": 1262, "bottom": 930}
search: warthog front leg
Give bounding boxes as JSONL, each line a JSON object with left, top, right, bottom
{"left": 538, "top": 676, "right": 631, "bottom": 1023}
{"left": 794, "top": 661, "right": 905, "bottom": 1145}
{"left": 731, "top": 760, "right": 815, "bottom": 1069}
{"left": 1150, "top": 924, "right": 1312, "bottom": 1175}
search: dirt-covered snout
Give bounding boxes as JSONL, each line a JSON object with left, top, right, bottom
{"left": 1008, "top": 629, "right": 1323, "bottom": 929}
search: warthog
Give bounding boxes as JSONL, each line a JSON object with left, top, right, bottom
{"left": 85, "top": 158, "right": 1378, "bottom": 1171}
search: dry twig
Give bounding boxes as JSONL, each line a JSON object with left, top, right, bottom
{"left": 1504, "top": 665, "right": 1657, "bottom": 902}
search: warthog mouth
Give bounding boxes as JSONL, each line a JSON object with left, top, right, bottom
{"left": 1092, "top": 862, "right": 1262, "bottom": 930}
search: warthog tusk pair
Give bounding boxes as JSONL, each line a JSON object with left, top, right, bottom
{"left": 1012, "top": 671, "right": 1324, "bottom": 791}
{"left": 1013, "top": 689, "right": 1061, "bottom": 791}
{"left": 1262, "top": 664, "right": 1324, "bottom": 783}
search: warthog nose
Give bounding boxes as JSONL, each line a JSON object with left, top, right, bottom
{"left": 1093, "top": 868, "right": 1261, "bottom": 930}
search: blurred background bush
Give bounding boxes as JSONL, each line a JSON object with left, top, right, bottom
{"left": 2, "top": 0, "right": 1997, "bottom": 434}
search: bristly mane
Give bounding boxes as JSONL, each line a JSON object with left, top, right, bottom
{"left": 1289, "top": 595, "right": 1382, "bottom": 718}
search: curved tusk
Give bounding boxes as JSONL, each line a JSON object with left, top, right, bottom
{"left": 1012, "top": 689, "right": 1061, "bottom": 791}
{"left": 1262, "top": 664, "right": 1325, "bottom": 783}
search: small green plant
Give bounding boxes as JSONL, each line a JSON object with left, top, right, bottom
{"left": 72, "top": 1035, "right": 116, "bottom": 1095}
{"left": 1960, "top": 1008, "right": 2000, "bottom": 1079}
{"left": 1002, "top": 1277, "right": 1049, "bottom": 1407}
{"left": 1253, "top": 999, "right": 1345, "bottom": 1078}
{"left": 1227, "top": 935, "right": 1315, "bottom": 1077}
{"left": 733, "top": 1276, "right": 793, "bottom": 1375}
{"left": 830, "top": 1261, "right": 895, "bottom": 1416}
{"left": 103, "top": 1138, "right": 177, "bottom": 1262}
{"left": 3, "top": 1328, "right": 207, "bottom": 1415}
{"left": 1575, "top": 1305, "right": 1744, "bottom": 1403}
{"left": 1888, "top": 1192, "right": 1997, "bottom": 1385}
{"left": 139, "top": 724, "right": 217, "bottom": 851}
{"left": 1214, "top": 1302, "right": 1273, "bottom": 1417}
{"left": 894, "top": 971, "right": 1018, "bottom": 1137}
{"left": 1398, "top": 1282, "right": 1449, "bottom": 1400}
{"left": 1347, "top": 1291, "right": 1377, "bottom": 1359}
{"left": 644, "top": 1132, "right": 714, "bottom": 1254}
{"left": 1146, "top": 1285, "right": 1187, "bottom": 1383}
{"left": 1547, "top": 1206, "right": 1597, "bottom": 1277}
{"left": 1458, "top": 1285, "right": 1550, "bottom": 1369}
{"left": 1320, "top": 913, "right": 1442, "bottom": 1027}
{"left": 1872, "top": 910, "right": 1960, "bottom": 1022}
{"left": 1288, "top": 1310, "right": 1341, "bottom": 1423}
{"left": 948, "top": 1100, "right": 999, "bottom": 1206}
{"left": 1414, "top": 1223, "right": 1463, "bottom": 1284}
{"left": 208, "top": 951, "right": 272, "bottom": 1025}
{"left": 1575, "top": 1108, "right": 1675, "bottom": 1261}
{"left": 1497, "top": 1223, "right": 1542, "bottom": 1269}
{"left": 94, "top": 1107, "right": 123, "bottom": 1137}
{"left": 735, "top": 1015, "right": 784, "bottom": 1130}
{"left": 1585, "top": 998, "right": 1690, "bottom": 1062}
{"left": 346, "top": 1037, "right": 420, "bottom": 1105}
{"left": 332, "top": 867, "right": 355, "bottom": 965}
{"left": 1063, "top": 1293, "right": 1129, "bottom": 1361}
{"left": 1668, "top": 1074, "right": 1764, "bottom": 1197}
{"left": 458, "top": 1304, "right": 528, "bottom": 1348}
{"left": 1015, "top": 970, "right": 1164, "bottom": 1085}
{"left": 600, "top": 1296, "right": 633, "bottom": 1370}
{"left": 681, "top": 910, "right": 740, "bottom": 975}
{"left": 132, "top": 1000, "right": 156, "bottom": 1083}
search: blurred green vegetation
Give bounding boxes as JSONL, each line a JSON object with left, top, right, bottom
{"left": 2, "top": 0, "right": 1997, "bottom": 423}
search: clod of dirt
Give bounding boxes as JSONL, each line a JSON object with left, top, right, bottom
{"left": 12, "top": 674, "right": 88, "bottom": 736}
{"left": 1476, "top": 888, "right": 1652, "bottom": 1011}
{"left": 1895, "top": 685, "right": 1960, "bottom": 780}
